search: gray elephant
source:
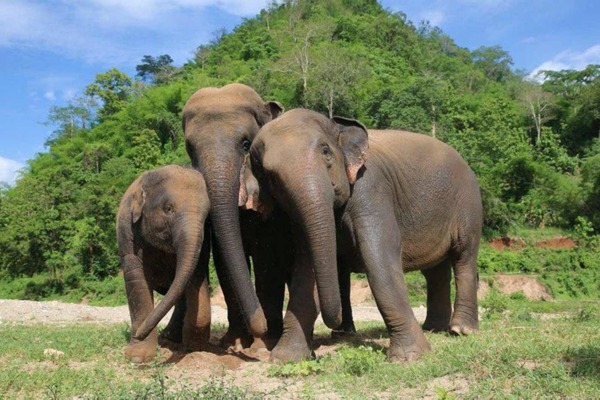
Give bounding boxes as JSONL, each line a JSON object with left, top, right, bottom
{"left": 249, "top": 109, "right": 482, "bottom": 363}
{"left": 182, "top": 83, "right": 289, "bottom": 349}
{"left": 117, "top": 165, "right": 211, "bottom": 363}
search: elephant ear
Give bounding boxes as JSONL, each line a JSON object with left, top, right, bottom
{"left": 131, "top": 188, "right": 146, "bottom": 224}
{"left": 333, "top": 116, "right": 369, "bottom": 185}
{"left": 265, "top": 101, "right": 284, "bottom": 122}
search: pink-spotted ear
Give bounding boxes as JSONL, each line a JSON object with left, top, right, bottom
{"left": 333, "top": 116, "right": 369, "bottom": 184}
{"left": 131, "top": 188, "right": 146, "bottom": 223}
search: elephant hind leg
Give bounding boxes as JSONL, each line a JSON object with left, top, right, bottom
{"left": 421, "top": 260, "right": 452, "bottom": 332}
{"left": 449, "top": 245, "right": 479, "bottom": 335}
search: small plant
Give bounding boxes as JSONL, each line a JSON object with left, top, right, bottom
{"left": 339, "top": 345, "right": 382, "bottom": 377}
{"left": 435, "top": 387, "right": 458, "bottom": 400}
{"left": 509, "top": 291, "right": 526, "bottom": 301}
{"left": 572, "top": 306, "right": 597, "bottom": 323}
{"left": 481, "top": 289, "right": 509, "bottom": 319}
{"left": 268, "top": 359, "right": 325, "bottom": 377}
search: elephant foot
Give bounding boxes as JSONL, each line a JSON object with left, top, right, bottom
{"left": 124, "top": 340, "right": 157, "bottom": 364}
{"left": 387, "top": 328, "right": 431, "bottom": 363}
{"left": 219, "top": 330, "right": 253, "bottom": 352}
{"left": 250, "top": 334, "right": 280, "bottom": 351}
{"left": 422, "top": 319, "right": 450, "bottom": 333}
{"left": 331, "top": 327, "right": 357, "bottom": 339}
{"left": 449, "top": 315, "right": 478, "bottom": 336}
{"left": 270, "top": 338, "right": 313, "bottom": 363}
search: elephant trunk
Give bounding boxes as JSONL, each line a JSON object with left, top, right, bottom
{"left": 288, "top": 176, "right": 342, "bottom": 329}
{"left": 199, "top": 154, "right": 267, "bottom": 337}
{"left": 134, "top": 215, "right": 203, "bottom": 340}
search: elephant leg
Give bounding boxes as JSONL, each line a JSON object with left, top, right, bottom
{"left": 213, "top": 240, "right": 252, "bottom": 351}
{"left": 449, "top": 246, "right": 479, "bottom": 335}
{"left": 354, "top": 204, "right": 430, "bottom": 363}
{"left": 159, "top": 296, "right": 186, "bottom": 344}
{"left": 182, "top": 233, "right": 212, "bottom": 351}
{"left": 271, "top": 226, "right": 319, "bottom": 363}
{"left": 251, "top": 229, "right": 286, "bottom": 350}
{"left": 331, "top": 257, "right": 356, "bottom": 338}
{"left": 122, "top": 255, "right": 158, "bottom": 364}
{"left": 421, "top": 260, "right": 452, "bottom": 332}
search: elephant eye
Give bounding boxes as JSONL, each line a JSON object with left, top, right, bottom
{"left": 321, "top": 144, "right": 333, "bottom": 161}
{"left": 163, "top": 203, "right": 175, "bottom": 214}
{"left": 242, "top": 138, "right": 251, "bottom": 153}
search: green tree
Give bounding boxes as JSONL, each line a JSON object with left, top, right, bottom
{"left": 85, "top": 68, "right": 134, "bottom": 121}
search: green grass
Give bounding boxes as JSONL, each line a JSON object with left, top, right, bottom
{"left": 1, "top": 300, "right": 599, "bottom": 399}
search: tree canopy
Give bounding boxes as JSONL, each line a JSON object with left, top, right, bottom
{"left": 0, "top": 0, "right": 598, "bottom": 295}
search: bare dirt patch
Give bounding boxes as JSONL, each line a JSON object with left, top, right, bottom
{"left": 535, "top": 236, "right": 576, "bottom": 249}
{"left": 494, "top": 274, "right": 553, "bottom": 301}
{"left": 489, "top": 236, "right": 526, "bottom": 251}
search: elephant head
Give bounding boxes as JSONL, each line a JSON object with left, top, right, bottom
{"left": 182, "top": 83, "right": 283, "bottom": 337}
{"left": 117, "top": 166, "right": 210, "bottom": 341}
{"left": 249, "top": 109, "right": 368, "bottom": 329}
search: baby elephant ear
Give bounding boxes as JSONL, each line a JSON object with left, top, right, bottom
{"left": 266, "top": 101, "right": 284, "bottom": 119}
{"left": 333, "top": 116, "right": 369, "bottom": 185}
{"left": 131, "top": 188, "right": 146, "bottom": 223}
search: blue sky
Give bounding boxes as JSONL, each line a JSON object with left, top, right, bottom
{"left": 1, "top": 0, "right": 599, "bottom": 185}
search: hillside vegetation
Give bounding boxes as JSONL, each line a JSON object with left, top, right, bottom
{"left": 0, "top": 0, "right": 598, "bottom": 302}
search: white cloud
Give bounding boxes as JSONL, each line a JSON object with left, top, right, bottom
{"left": 529, "top": 44, "right": 600, "bottom": 79}
{"left": 0, "top": 156, "right": 24, "bottom": 185}
{"left": 0, "top": 0, "right": 269, "bottom": 65}
{"left": 44, "top": 91, "right": 56, "bottom": 101}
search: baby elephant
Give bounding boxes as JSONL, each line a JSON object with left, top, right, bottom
{"left": 117, "top": 165, "right": 211, "bottom": 363}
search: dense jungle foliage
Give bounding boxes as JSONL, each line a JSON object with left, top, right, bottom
{"left": 0, "top": 0, "right": 598, "bottom": 302}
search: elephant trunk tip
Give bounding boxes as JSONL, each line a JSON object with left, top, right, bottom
{"left": 322, "top": 307, "right": 342, "bottom": 330}
{"left": 247, "top": 307, "right": 268, "bottom": 337}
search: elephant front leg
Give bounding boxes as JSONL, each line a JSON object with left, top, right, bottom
{"left": 354, "top": 207, "right": 431, "bottom": 363}
{"left": 182, "top": 272, "right": 211, "bottom": 351}
{"left": 271, "top": 237, "right": 319, "bottom": 363}
{"left": 182, "top": 234, "right": 212, "bottom": 351}
{"left": 122, "top": 255, "right": 158, "bottom": 364}
{"left": 251, "top": 232, "right": 286, "bottom": 351}
{"left": 159, "top": 296, "right": 186, "bottom": 345}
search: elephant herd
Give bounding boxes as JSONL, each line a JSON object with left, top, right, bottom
{"left": 116, "top": 83, "right": 483, "bottom": 365}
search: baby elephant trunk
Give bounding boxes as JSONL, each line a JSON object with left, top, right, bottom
{"left": 134, "top": 217, "right": 204, "bottom": 341}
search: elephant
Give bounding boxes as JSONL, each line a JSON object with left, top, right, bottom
{"left": 117, "top": 165, "right": 211, "bottom": 363}
{"left": 249, "top": 109, "right": 482, "bottom": 363}
{"left": 182, "top": 83, "right": 289, "bottom": 349}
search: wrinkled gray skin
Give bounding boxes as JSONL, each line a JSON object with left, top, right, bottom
{"left": 250, "top": 109, "right": 482, "bottom": 363}
{"left": 117, "top": 165, "right": 211, "bottom": 364}
{"left": 182, "top": 83, "right": 286, "bottom": 347}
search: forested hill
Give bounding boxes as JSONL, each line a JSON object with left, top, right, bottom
{"left": 0, "top": 0, "right": 599, "bottom": 295}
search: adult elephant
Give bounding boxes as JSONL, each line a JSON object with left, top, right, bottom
{"left": 249, "top": 109, "right": 482, "bottom": 363}
{"left": 182, "top": 83, "right": 286, "bottom": 347}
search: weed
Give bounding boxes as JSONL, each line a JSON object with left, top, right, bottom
{"left": 338, "top": 345, "right": 383, "bottom": 376}
{"left": 268, "top": 359, "right": 325, "bottom": 377}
